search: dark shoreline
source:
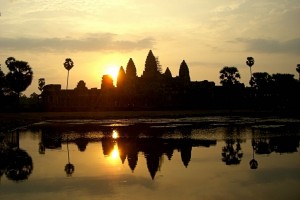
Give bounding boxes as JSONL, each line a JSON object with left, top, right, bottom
{"left": 1, "top": 109, "right": 299, "bottom": 133}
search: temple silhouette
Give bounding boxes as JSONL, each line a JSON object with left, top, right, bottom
{"left": 41, "top": 50, "right": 215, "bottom": 111}
{"left": 41, "top": 50, "right": 300, "bottom": 112}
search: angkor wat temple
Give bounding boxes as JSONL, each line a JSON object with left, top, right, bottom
{"left": 41, "top": 50, "right": 299, "bottom": 111}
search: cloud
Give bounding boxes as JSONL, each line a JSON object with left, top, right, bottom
{"left": 234, "top": 37, "right": 300, "bottom": 54}
{"left": 0, "top": 33, "right": 155, "bottom": 52}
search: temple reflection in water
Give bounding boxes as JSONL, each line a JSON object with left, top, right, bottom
{"left": 1, "top": 120, "right": 299, "bottom": 181}
{"left": 38, "top": 128, "right": 217, "bottom": 180}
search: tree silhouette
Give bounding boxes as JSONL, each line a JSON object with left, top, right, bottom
{"left": 5, "top": 57, "right": 33, "bottom": 105}
{"left": 221, "top": 139, "right": 243, "bottom": 165}
{"left": 64, "top": 58, "right": 74, "bottom": 89}
{"left": 296, "top": 64, "right": 300, "bottom": 81}
{"left": 250, "top": 72, "right": 272, "bottom": 90}
{"left": 249, "top": 141, "right": 258, "bottom": 169}
{"left": 272, "top": 73, "right": 296, "bottom": 89}
{"left": 38, "top": 78, "right": 45, "bottom": 93}
{"left": 246, "top": 57, "right": 254, "bottom": 81}
{"left": 5, "top": 148, "right": 33, "bottom": 182}
{"left": 219, "top": 66, "right": 241, "bottom": 87}
{"left": 65, "top": 137, "right": 75, "bottom": 176}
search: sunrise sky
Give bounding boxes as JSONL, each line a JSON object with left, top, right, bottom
{"left": 1, "top": 0, "right": 299, "bottom": 95}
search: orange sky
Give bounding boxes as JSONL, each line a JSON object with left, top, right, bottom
{"left": 0, "top": 0, "right": 299, "bottom": 95}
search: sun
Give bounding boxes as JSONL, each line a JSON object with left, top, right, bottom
{"left": 105, "top": 65, "right": 120, "bottom": 83}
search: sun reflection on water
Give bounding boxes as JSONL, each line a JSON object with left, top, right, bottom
{"left": 107, "top": 130, "right": 120, "bottom": 164}
{"left": 111, "top": 144, "right": 119, "bottom": 159}
{"left": 112, "top": 130, "right": 119, "bottom": 139}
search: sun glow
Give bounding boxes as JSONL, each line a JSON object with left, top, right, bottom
{"left": 105, "top": 65, "right": 119, "bottom": 84}
{"left": 111, "top": 144, "right": 120, "bottom": 160}
{"left": 112, "top": 130, "right": 119, "bottom": 139}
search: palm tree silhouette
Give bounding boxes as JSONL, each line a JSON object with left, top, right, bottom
{"left": 64, "top": 136, "right": 75, "bottom": 176}
{"left": 64, "top": 58, "right": 74, "bottom": 90}
{"left": 249, "top": 139, "right": 258, "bottom": 169}
{"left": 38, "top": 78, "right": 45, "bottom": 93}
{"left": 246, "top": 57, "right": 255, "bottom": 84}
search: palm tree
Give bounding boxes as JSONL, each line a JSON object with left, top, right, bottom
{"left": 38, "top": 78, "right": 45, "bottom": 93}
{"left": 296, "top": 64, "right": 300, "bottom": 81}
{"left": 219, "top": 66, "right": 241, "bottom": 87}
{"left": 64, "top": 58, "right": 74, "bottom": 90}
{"left": 65, "top": 136, "right": 75, "bottom": 176}
{"left": 246, "top": 57, "right": 254, "bottom": 78}
{"left": 249, "top": 139, "right": 258, "bottom": 169}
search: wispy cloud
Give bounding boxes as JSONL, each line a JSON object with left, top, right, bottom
{"left": 0, "top": 33, "right": 155, "bottom": 52}
{"left": 234, "top": 37, "right": 300, "bottom": 54}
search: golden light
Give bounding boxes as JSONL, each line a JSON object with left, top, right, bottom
{"left": 111, "top": 144, "right": 120, "bottom": 160}
{"left": 105, "top": 64, "right": 119, "bottom": 84}
{"left": 112, "top": 130, "right": 119, "bottom": 139}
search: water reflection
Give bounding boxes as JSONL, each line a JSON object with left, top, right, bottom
{"left": 222, "top": 139, "right": 243, "bottom": 165}
{"left": 65, "top": 136, "right": 75, "bottom": 176}
{"left": 250, "top": 139, "right": 258, "bottom": 169}
{"left": 1, "top": 120, "right": 300, "bottom": 182}
{"left": 0, "top": 131, "right": 33, "bottom": 182}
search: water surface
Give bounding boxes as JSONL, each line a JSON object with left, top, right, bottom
{"left": 1, "top": 116, "right": 300, "bottom": 200}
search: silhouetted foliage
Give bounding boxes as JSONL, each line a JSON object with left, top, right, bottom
{"left": 219, "top": 66, "right": 241, "bottom": 87}
{"left": 5, "top": 57, "right": 33, "bottom": 103}
{"left": 272, "top": 73, "right": 296, "bottom": 89}
{"left": 222, "top": 139, "right": 243, "bottom": 165}
{"left": 5, "top": 149, "right": 33, "bottom": 181}
{"left": 38, "top": 78, "right": 45, "bottom": 92}
{"left": 64, "top": 58, "right": 74, "bottom": 89}
{"left": 246, "top": 57, "right": 254, "bottom": 81}
{"left": 249, "top": 158, "right": 258, "bottom": 169}
{"left": 250, "top": 72, "right": 272, "bottom": 90}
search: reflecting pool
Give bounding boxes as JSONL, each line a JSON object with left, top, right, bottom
{"left": 1, "top": 116, "right": 300, "bottom": 200}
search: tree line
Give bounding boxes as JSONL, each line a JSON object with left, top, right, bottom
{"left": 1, "top": 54, "right": 300, "bottom": 112}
